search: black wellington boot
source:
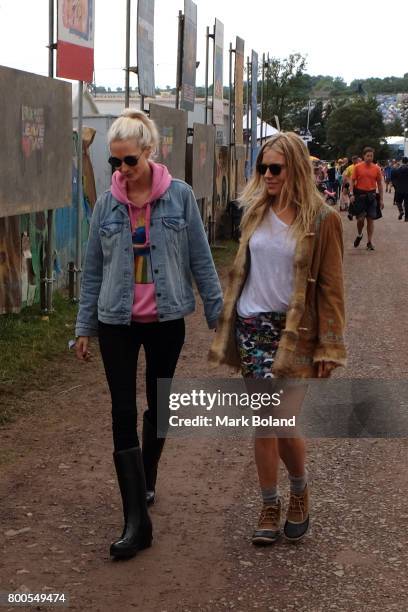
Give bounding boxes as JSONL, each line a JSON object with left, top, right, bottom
{"left": 142, "top": 412, "right": 166, "bottom": 505}
{"left": 110, "top": 447, "right": 153, "bottom": 559}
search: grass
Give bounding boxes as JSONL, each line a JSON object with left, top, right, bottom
{"left": 0, "top": 291, "right": 78, "bottom": 425}
{"left": 211, "top": 239, "right": 239, "bottom": 270}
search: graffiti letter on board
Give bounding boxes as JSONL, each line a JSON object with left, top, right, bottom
{"left": 21, "top": 106, "right": 45, "bottom": 159}
{"left": 161, "top": 127, "right": 174, "bottom": 160}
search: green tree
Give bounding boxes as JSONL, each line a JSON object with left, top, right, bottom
{"left": 263, "top": 53, "right": 309, "bottom": 130}
{"left": 310, "top": 76, "right": 348, "bottom": 99}
{"left": 291, "top": 98, "right": 343, "bottom": 159}
{"left": 326, "top": 98, "right": 388, "bottom": 158}
{"left": 385, "top": 117, "right": 403, "bottom": 136}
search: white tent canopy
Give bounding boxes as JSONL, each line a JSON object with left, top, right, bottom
{"left": 386, "top": 136, "right": 404, "bottom": 146}
{"left": 242, "top": 114, "right": 279, "bottom": 141}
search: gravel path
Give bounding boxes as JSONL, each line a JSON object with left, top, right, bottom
{"left": 0, "top": 193, "right": 407, "bottom": 612}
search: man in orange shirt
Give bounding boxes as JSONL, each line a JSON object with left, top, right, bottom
{"left": 349, "top": 147, "right": 384, "bottom": 251}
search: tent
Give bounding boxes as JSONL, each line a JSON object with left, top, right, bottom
{"left": 242, "top": 114, "right": 279, "bottom": 141}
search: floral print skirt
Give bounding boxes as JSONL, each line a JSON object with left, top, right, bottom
{"left": 235, "top": 311, "right": 287, "bottom": 379}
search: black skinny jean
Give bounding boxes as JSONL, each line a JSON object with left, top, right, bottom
{"left": 98, "top": 319, "right": 185, "bottom": 452}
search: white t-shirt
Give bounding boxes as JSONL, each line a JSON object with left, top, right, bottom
{"left": 237, "top": 208, "right": 296, "bottom": 317}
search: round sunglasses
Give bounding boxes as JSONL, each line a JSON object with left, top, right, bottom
{"left": 257, "top": 163, "right": 285, "bottom": 176}
{"left": 108, "top": 155, "right": 140, "bottom": 169}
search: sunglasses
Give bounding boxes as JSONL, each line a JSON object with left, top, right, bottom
{"left": 108, "top": 155, "right": 140, "bottom": 168}
{"left": 257, "top": 163, "right": 285, "bottom": 176}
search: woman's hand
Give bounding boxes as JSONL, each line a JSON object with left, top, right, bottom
{"left": 75, "top": 336, "right": 92, "bottom": 362}
{"left": 317, "top": 361, "right": 336, "bottom": 378}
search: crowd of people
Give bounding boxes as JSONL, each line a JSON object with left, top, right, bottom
{"left": 312, "top": 151, "right": 408, "bottom": 250}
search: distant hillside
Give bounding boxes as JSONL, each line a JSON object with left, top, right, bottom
{"left": 93, "top": 74, "right": 408, "bottom": 98}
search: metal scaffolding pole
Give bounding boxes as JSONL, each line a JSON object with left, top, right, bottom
{"left": 204, "top": 24, "right": 216, "bottom": 243}
{"left": 265, "top": 52, "right": 270, "bottom": 131}
{"left": 175, "top": 10, "right": 184, "bottom": 109}
{"left": 125, "top": 0, "right": 131, "bottom": 107}
{"left": 246, "top": 56, "right": 250, "bottom": 172}
{"left": 48, "top": 0, "right": 54, "bottom": 78}
{"left": 260, "top": 53, "right": 265, "bottom": 145}
{"left": 228, "top": 42, "right": 234, "bottom": 203}
{"left": 75, "top": 81, "right": 84, "bottom": 302}
{"left": 44, "top": 0, "right": 55, "bottom": 313}
{"left": 204, "top": 26, "right": 210, "bottom": 124}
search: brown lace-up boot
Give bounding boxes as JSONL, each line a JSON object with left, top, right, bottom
{"left": 252, "top": 499, "right": 281, "bottom": 545}
{"left": 284, "top": 484, "right": 309, "bottom": 541}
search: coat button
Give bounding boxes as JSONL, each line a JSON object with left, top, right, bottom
{"left": 152, "top": 245, "right": 156, "bottom": 249}
{"left": 157, "top": 293, "right": 161, "bottom": 297}
{"left": 154, "top": 269, "right": 159, "bottom": 274}
{"left": 159, "top": 314, "right": 164, "bottom": 319}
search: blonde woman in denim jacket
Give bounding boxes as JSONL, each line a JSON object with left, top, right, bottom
{"left": 75, "top": 109, "right": 222, "bottom": 559}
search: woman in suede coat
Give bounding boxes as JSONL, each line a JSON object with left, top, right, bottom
{"left": 209, "top": 132, "right": 346, "bottom": 545}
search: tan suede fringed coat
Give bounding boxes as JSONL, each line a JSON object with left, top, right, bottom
{"left": 209, "top": 203, "right": 347, "bottom": 378}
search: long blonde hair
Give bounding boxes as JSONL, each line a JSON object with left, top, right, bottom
{"left": 240, "top": 132, "right": 324, "bottom": 239}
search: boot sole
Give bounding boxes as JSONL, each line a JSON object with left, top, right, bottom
{"left": 110, "top": 537, "right": 152, "bottom": 559}
{"left": 252, "top": 534, "right": 281, "bottom": 546}
{"left": 283, "top": 517, "right": 310, "bottom": 542}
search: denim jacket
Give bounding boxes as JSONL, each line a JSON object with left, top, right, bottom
{"left": 75, "top": 179, "right": 223, "bottom": 337}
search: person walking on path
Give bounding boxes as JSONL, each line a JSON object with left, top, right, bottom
{"left": 327, "top": 163, "right": 337, "bottom": 195}
{"left": 391, "top": 156, "right": 408, "bottom": 221}
{"left": 391, "top": 159, "right": 400, "bottom": 207}
{"left": 349, "top": 147, "right": 384, "bottom": 251}
{"left": 75, "top": 109, "right": 223, "bottom": 559}
{"left": 343, "top": 156, "right": 359, "bottom": 217}
{"left": 209, "top": 133, "right": 346, "bottom": 546}
{"left": 384, "top": 161, "right": 393, "bottom": 193}
{"left": 344, "top": 156, "right": 359, "bottom": 185}
{"left": 339, "top": 157, "right": 353, "bottom": 211}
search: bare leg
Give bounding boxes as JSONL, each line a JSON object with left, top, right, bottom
{"left": 366, "top": 217, "right": 374, "bottom": 243}
{"left": 278, "top": 437, "right": 306, "bottom": 477}
{"left": 255, "top": 437, "right": 279, "bottom": 488}
{"left": 357, "top": 217, "right": 365, "bottom": 236}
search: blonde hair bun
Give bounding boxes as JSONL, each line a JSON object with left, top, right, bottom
{"left": 108, "top": 108, "right": 159, "bottom": 156}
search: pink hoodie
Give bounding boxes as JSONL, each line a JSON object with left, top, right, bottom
{"left": 111, "top": 162, "right": 172, "bottom": 323}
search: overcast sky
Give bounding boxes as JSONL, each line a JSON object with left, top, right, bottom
{"left": 0, "top": 0, "right": 407, "bottom": 90}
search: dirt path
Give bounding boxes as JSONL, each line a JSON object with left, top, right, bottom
{"left": 1, "top": 193, "right": 407, "bottom": 612}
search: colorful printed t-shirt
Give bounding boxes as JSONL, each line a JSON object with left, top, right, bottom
{"left": 129, "top": 205, "right": 158, "bottom": 322}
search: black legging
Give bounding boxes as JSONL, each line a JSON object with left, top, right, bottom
{"left": 98, "top": 319, "right": 185, "bottom": 451}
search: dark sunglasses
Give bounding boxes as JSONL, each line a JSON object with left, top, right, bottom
{"left": 257, "top": 163, "right": 285, "bottom": 176}
{"left": 108, "top": 155, "right": 140, "bottom": 168}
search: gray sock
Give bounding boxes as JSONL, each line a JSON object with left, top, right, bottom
{"left": 289, "top": 472, "right": 307, "bottom": 495}
{"left": 261, "top": 485, "right": 279, "bottom": 505}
